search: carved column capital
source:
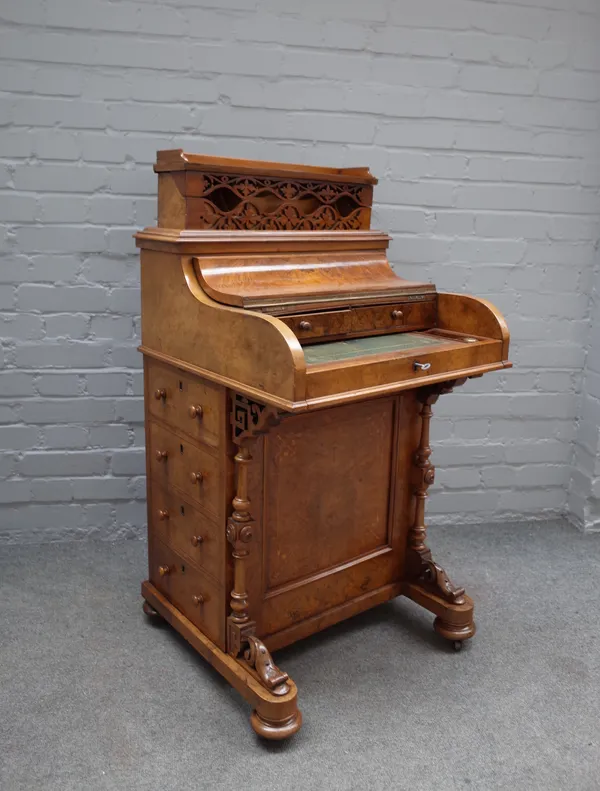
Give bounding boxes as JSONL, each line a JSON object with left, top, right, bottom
{"left": 231, "top": 393, "right": 281, "bottom": 444}
{"left": 226, "top": 520, "right": 254, "bottom": 548}
{"left": 417, "top": 377, "right": 468, "bottom": 407}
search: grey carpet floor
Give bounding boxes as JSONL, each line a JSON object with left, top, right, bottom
{"left": 1, "top": 521, "right": 599, "bottom": 791}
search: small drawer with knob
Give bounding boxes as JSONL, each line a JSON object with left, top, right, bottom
{"left": 146, "top": 359, "right": 224, "bottom": 449}
{"left": 351, "top": 300, "right": 436, "bottom": 335}
{"left": 280, "top": 309, "right": 352, "bottom": 341}
{"left": 149, "top": 536, "right": 224, "bottom": 648}
{"left": 149, "top": 421, "right": 221, "bottom": 518}
{"left": 150, "top": 484, "right": 224, "bottom": 585}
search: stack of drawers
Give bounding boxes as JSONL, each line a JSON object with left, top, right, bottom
{"left": 144, "top": 360, "right": 229, "bottom": 650}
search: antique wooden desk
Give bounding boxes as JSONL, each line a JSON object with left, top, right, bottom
{"left": 136, "top": 150, "right": 511, "bottom": 740}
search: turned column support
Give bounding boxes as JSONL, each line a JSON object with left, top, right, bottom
{"left": 406, "top": 379, "right": 468, "bottom": 607}
{"left": 226, "top": 441, "right": 257, "bottom": 657}
{"left": 225, "top": 393, "right": 292, "bottom": 699}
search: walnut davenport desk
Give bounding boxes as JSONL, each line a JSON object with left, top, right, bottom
{"left": 136, "top": 150, "right": 511, "bottom": 740}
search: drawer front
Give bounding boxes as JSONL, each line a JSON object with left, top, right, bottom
{"left": 280, "top": 309, "right": 352, "bottom": 340}
{"left": 352, "top": 301, "right": 436, "bottom": 334}
{"left": 147, "top": 360, "right": 223, "bottom": 449}
{"left": 400, "top": 300, "right": 436, "bottom": 328}
{"left": 306, "top": 337, "right": 502, "bottom": 399}
{"left": 149, "top": 536, "right": 225, "bottom": 648}
{"left": 149, "top": 421, "right": 222, "bottom": 519}
{"left": 150, "top": 485, "right": 224, "bottom": 585}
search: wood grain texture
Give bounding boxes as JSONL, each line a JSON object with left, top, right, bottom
{"left": 263, "top": 399, "right": 395, "bottom": 590}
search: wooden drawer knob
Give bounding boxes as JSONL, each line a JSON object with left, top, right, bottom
{"left": 192, "top": 594, "right": 205, "bottom": 606}
{"left": 190, "top": 471, "right": 204, "bottom": 484}
{"left": 191, "top": 535, "right": 204, "bottom": 547}
{"left": 391, "top": 309, "right": 404, "bottom": 320}
{"left": 155, "top": 449, "right": 168, "bottom": 462}
{"left": 298, "top": 320, "right": 312, "bottom": 331}
{"left": 158, "top": 565, "right": 171, "bottom": 576}
{"left": 157, "top": 509, "right": 169, "bottom": 521}
{"left": 154, "top": 388, "right": 166, "bottom": 400}
{"left": 188, "top": 404, "right": 203, "bottom": 419}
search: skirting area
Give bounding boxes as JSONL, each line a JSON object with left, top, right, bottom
{"left": 1, "top": 521, "right": 599, "bottom": 790}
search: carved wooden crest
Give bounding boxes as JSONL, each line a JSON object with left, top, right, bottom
{"left": 191, "top": 172, "right": 372, "bottom": 231}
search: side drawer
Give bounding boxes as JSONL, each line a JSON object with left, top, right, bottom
{"left": 147, "top": 360, "right": 224, "bottom": 449}
{"left": 149, "top": 421, "right": 222, "bottom": 519}
{"left": 149, "top": 536, "right": 225, "bottom": 649}
{"left": 150, "top": 485, "right": 224, "bottom": 586}
{"left": 280, "top": 309, "right": 352, "bottom": 340}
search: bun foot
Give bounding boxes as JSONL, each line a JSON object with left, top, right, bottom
{"left": 250, "top": 709, "right": 303, "bottom": 741}
{"left": 143, "top": 599, "right": 163, "bottom": 623}
{"left": 434, "top": 616, "right": 475, "bottom": 645}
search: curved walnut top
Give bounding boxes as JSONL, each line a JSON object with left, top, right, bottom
{"left": 194, "top": 251, "right": 434, "bottom": 312}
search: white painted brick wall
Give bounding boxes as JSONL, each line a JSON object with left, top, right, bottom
{"left": 0, "top": 0, "right": 599, "bottom": 541}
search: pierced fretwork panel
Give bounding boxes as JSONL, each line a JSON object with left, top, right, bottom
{"left": 188, "top": 173, "right": 373, "bottom": 230}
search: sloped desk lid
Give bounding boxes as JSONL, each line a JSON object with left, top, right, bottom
{"left": 188, "top": 230, "right": 436, "bottom": 312}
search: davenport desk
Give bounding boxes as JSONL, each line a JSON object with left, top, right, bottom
{"left": 136, "top": 150, "right": 511, "bottom": 740}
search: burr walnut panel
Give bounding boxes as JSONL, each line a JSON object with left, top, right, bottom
{"left": 262, "top": 398, "right": 395, "bottom": 592}
{"left": 149, "top": 484, "right": 224, "bottom": 586}
{"left": 149, "top": 420, "right": 222, "bottom": 519}
{"left": 147, "top": 360, "right": 224, "bottom": 449}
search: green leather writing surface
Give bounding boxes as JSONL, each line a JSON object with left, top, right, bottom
{"left": 304, "top": 332, "right": 451, "bottom": 365}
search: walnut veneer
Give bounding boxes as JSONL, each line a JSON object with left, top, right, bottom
{"left": 137, "top": 150, "right": 511, "bottom": 740}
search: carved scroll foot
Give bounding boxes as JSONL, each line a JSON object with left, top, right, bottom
{"left": 244, "top": 635, "right": 290, "bottom": 696}
{"left": 142, "top": 581, "right": 302, "bottom": 741}
{"left": 251, "top": 709, "right": 303, "bottom": 741}
{"left": 406, "top": 550, "right": 467, "bottom": 605}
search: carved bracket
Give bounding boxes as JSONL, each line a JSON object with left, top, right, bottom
{"left": 243, "top": 636, "right": 290, "bottom": 696}
{"left": 419, "top": 559, "right": 466, "bottom": 605}
{"left": 231, "top": 393, "right": 281, "bottom": 445}
{"left": 407, "top": 378, "right": 469, "bottom": 605}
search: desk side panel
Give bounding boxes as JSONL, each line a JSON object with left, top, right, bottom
{"left": 437, "top": 292, "right": 510, "bottom": 360}
{"left": 140, "top": 249, "right": 305, "bottom": 403}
